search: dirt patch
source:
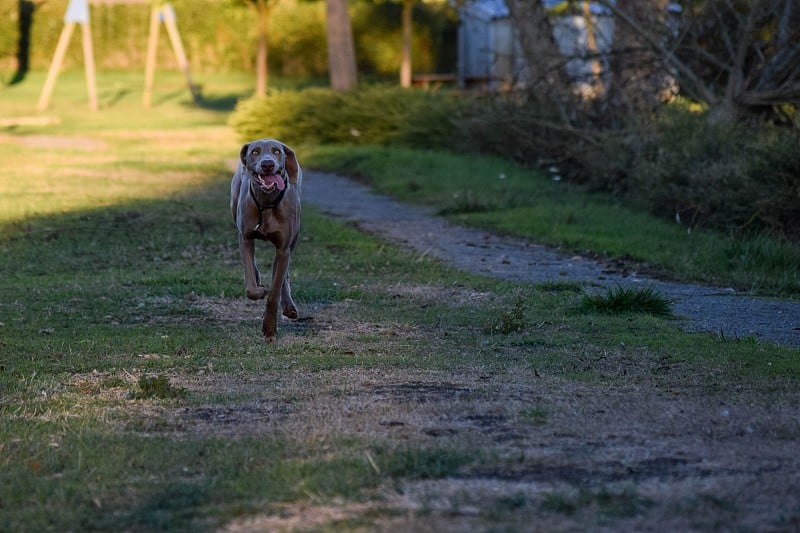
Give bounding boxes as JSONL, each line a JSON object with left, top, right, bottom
{"left": 22, "top": 335, "right": 798, "bottom": 531}
{"left": 52, "top": 361, "right": 800, "bottom": 528}
{"left": 221, "top": 502, "right": 373, "bottom": 532}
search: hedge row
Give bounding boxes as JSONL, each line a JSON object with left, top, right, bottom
{"left": 229, "top": 85, "right": 465, "bottom": 148}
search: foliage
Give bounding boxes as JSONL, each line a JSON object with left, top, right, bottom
{"left": 456, "top": 94, "right": 800, "bottom": 241}
{"left": 229, "top": 85, "right": 467, "bottom": 147}
{"left": 0, "top": 0, "right": 456, "bottom": 80}
{"left": 485, "top": 291, "right": 531, "bottom": 334}
{"left": 671, "top": 0, "right": 800, "bottom": 116}
{"left": 627, "top": 109, "right": 800, "bottom": 237}
{"left": 579, "top": 286, "right": 674, "bottom": 317}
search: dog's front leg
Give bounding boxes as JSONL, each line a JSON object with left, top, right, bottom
{"left": 239, "top": 233, "right": 267, "bottom": 300}
{"left": 262, "top": 248, "right": 291, "bottom": 341}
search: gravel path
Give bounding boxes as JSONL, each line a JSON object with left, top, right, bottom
{"left": 304, "top": 171, "right": 800, "bottom": 349}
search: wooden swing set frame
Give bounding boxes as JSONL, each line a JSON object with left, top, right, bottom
{"left": 37, "top": 0, "right": 199, "bottom": 111}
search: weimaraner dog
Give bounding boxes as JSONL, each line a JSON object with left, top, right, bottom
{"left": 231, "top": 139, "right": 302, "bottom": 341}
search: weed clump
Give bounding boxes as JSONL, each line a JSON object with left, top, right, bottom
{"left": 130, "top": 374, "right": 187, "bottom": 400}
{"left": 486, "top": 292, "right": 530, "bottom": 334}
{"left": 580, "top": 286, "right": 673, "bottom": 317}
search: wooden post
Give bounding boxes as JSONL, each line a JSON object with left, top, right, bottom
{"left": 161, "top": 4, "right": 199, "bottom": 104}
{"left": 81, "top": 19, "right": 99, "bottom": 110}
{"left": 400, "top": 0, "right": 413, "bottom": 88}
{"left": 143, "top": 3, "right": 200, "bottom": 107}
{"left": 38, "top": 0, "right": 197, "bottom": 111}
{"left": 38, "top": 22, "right": 75, "bottom": 111}
{"left": 37, "top": 0, "right": 98, "bottom": 111}
{"left": 142, "top": 3, "right": 161, "bottom": 108}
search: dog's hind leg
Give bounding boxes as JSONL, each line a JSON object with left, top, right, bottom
{"left": 263, "top": 248, "right": 291, "bottom": 341}
{"left": 280, "top": 232, "right": 299, "bottom": 319}
{"left": 280, "top": 272, "right": 298, "bottom": 319}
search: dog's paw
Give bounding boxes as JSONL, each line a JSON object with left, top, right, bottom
{"left": 246, "top": 286, "right": 267, "bottom": 300}
{"left": 282, "top": 305, "right": 299, "bottom": 320}
{"left": 262, "top": 326, "right": 277, "bottom": 342}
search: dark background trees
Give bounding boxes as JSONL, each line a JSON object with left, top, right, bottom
{"left": 0, "top": 0, "right": 456, "bottom": 85}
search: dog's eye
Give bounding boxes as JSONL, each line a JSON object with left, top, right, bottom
{"left": 272, "top": 148, "right": 282, "bottom": 156}
{"left": 251, "top": 148, "right": 261, "bottom": 156}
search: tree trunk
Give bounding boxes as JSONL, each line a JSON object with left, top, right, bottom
{"left": 11, "top": 0, "right": 36, "bottom": 85}
{"left": 504, "top": 0, "right": 570, "bottom": 95}
{"left": 254, "top": 0, "right": 270, "bottom": 96}
{"left": 400, "top": 0, "right": 413, "bottom": 88}
{"left": 326, "top": 0, "right": 358, "bottom": 91}
{"left": 582, "top": 0, "right": 604, "bottom": 97}
{"left": 609, "top": 0, "right": 671, "bottom": 111}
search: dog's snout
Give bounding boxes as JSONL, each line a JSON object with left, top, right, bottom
{"left": 259, "top": 160, "right": 277, "bottom": 173}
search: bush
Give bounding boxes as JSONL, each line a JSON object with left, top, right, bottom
{"left": 627, "top": 110, "right": 800, "bottom": 238}
{"left": 460, "top": 96, "right": 800, "bottom": 240}
{"left": 229, "top": 85, "right": 469, "bottom": 148}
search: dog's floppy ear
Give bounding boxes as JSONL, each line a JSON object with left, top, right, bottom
{"left": 282, "top": 143, "right": 302, "bottom": 184}
{"left": 239, "top": 143, "right": 250, "bottom": 166}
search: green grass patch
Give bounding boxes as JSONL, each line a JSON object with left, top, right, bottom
{"left": 131, "top": 374, "right": 188, "bottom": 400}
{"left": 580, "top": 286, "right": 674, "bottom": 317}
{"left": 541, "top": 487, "right": 653, "bottom": 520}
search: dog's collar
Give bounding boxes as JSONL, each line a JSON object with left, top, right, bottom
{"left": 248, "top": 172, "right": 288, "bottom": 230}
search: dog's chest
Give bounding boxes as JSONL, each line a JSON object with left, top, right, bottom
{"left": 248, "top": 212, "right": 279, "bottom": 239}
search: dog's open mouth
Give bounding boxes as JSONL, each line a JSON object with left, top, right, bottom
{"left": 254, "top": 173, "right": 286, "bottom": 192}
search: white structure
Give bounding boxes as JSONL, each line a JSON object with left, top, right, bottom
{"left": 456, "top": 0, "right": 615, "bottom": 91}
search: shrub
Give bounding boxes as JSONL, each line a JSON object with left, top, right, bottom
{"left": 628, "top": 110, "right": 800, "bottom": 238}
{"left": 229, "top": 85, "right": 468, "bottom": 148}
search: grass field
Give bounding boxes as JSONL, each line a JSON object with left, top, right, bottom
{"left": 1, "top": 71, "right": 799, "bottom": 531}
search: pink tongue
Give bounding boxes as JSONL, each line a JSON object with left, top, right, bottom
{"left": 261, "top": 174, "right": 285, "bottom": 191}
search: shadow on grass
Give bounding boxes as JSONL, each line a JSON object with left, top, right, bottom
{"left": 194, "top": 92, "right": 248, "bottom": 112}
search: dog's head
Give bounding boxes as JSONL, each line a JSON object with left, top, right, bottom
{"left": 240, "top": 139, "right": 301, "bottom": 193}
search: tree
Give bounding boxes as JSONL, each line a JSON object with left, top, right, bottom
{"left": 252, "top": 0, "right": 276, "bottom": 95}
{"left": 326, "top": 0, "right": 358, "bottom": 90}
{"left": 504, "top": 0, "right": 570, "bottom": 96}
{"left": 599, "top": 0, "right": 800, "bottom": 121}
{"left": 607, "top": 0, "right": 671, "bottom": 111}
{"left": 581, "top": 0, "right": 604, "bottom": 97}
{"left": 234, "top": 0, "right": 279, "bottom": 96}
{"left": 399, "top": 0, "right": 414, "bottom": 87}
{"left": 10, "top": 0, "right": 43, "bottom": 85}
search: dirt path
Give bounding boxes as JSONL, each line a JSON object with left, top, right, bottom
{"left": 304, "top": 171, "right": 800, "bottom": 349}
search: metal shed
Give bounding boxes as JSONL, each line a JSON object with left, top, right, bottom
{"left": 456, "top": 0, "right": 615, "bottom": 91}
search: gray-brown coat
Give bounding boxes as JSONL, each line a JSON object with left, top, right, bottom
{"left": 230, "top": 138, "right": 302, "bottom": 341}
